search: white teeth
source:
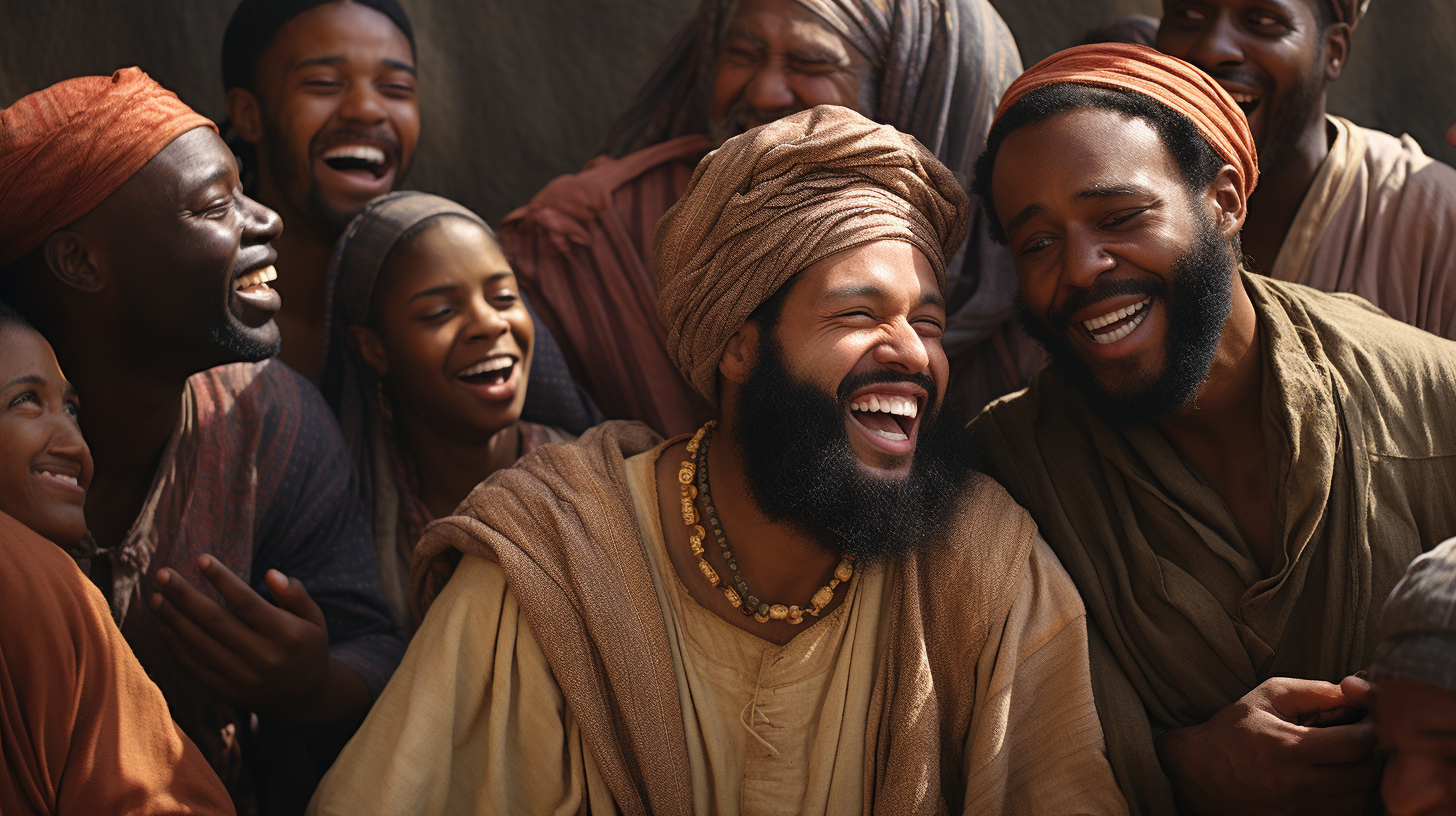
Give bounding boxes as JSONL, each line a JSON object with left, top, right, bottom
{"left": 871, "top": 428, "right": 909, "bottom": 442}
{"left": 234, "top": 265, "right": 278, "bottom": 291}
{"left": 1083, "top": 296, "right": 1151, "bottom": 331}
{"left": 459, "top": 357, "right": 514, "bottom": 377}
{"left": 40, "top": 471, "right": 78, "bottom": 485}
{"left": 1229, "top": 93, "right": 1259, "bottom": 104}
{"left": 849, "top": 395, "right": 919, "bottom": 418}
{"left": 323, "top": 145, "right": 387, "bottom": 165}
{"left": 1090, "top": 311, "right": 1147, "bottom": 344}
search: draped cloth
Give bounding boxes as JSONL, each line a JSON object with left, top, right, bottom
{"left": 655, "top": 105, "right": 968, "bottom": 404}
{"left": 0, "top": 510, "right": 234, "bottom": 816}
{"left": 498, "top": 0, "right": 1027, "bottom": 436}
{"left": 0, "top": 68, "right": 215, "bottom": 270}
{"left": 1267, "top": 115, "right": 1456, "bottom": 340}
{"left": 368, "top": 421, "right": 1124, "bottom": 815}
{"left": 969, "top": 273, "right": 1456, "bottom": 815}
{"left": 320, "top": 191, "right": 576, "bottom": 632}
{"left": 1371, "top": 538, "right": 1456, "bottom": 690}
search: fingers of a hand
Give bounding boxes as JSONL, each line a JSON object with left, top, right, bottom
{"left": 154, "top": 566, "right": 262, "bottom": 652}
{"left": 197, "top": 555, "right": 285, "bottom": 634}
{"left": 1339, "top": 674, "right": 1376, "bottom": 709}
{"left": 265, "top": 571, "right": 327, "bottom": 630}
{"left": 1257, "top": 676, "right": 1352, "bottom": 719}
{"left": 153, "top": 603, "right": 253, "bottom": 698}
{"left": 1291, "top": 720, "right": 1379, "bottom": 764}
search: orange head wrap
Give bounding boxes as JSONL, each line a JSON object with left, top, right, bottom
{"left": 995, "top": 43, "right": 1258, "bottom": 202}
{"left": 0, "top": 67, "right": 216, "bottom": 270}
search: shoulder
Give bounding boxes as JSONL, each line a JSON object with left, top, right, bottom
{"left": 189, "top": 359, "right": 344, "bottom": 448}
{"left": 1348, "top": 120, "right": 1456, "bottom": 204}
{"left": 502, "top": 136, "right": 714, "bottom": 227}
{"left": 0, "top": 512, "right": 107, "bottom": 654}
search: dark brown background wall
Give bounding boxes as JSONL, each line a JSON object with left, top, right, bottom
{"left": 4, "top": 1, "right": 1452, "bottom": 224}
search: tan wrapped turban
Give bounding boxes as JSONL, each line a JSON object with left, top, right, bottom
{"left": 655, "top": 105, "right": 969, "bottom": 406}
{"left": 1371, "top": 538, "right": 1456, "bottom": 690}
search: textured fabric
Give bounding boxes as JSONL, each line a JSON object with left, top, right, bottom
{"left": 93, "top": 360, "right": 403, "bottom": 815}
{"left": 655, "top": 105, "right": 969, "bottom": 404}
{"left": 395, "top": 421, "right": 1106, "bottom": 814}
{"left": 1330, "top": 0, "right": 1372, "bottom": 27}
{"left": 970, "top": 273, "right": 1456, "bottom": 815}
{"left": 312, "top": 443, "right": 1125, "bottom": 815}
{"left": 0, "top": 511, "right": 235, "bottom": 816}
{"left": 1268, "top": 116, "right": 1456, "bottom": 340}
{"left": 996, "top": 43, "right": 1259, "bottom": 202}
{"left": 0, "top": 68, "right": 215, "bottom": 270}
{"left": 1372, "top": 538, "right": 1456, "bottom": 690}
{"left": 499, "top": 0, "right": 1027, "bottom": 435}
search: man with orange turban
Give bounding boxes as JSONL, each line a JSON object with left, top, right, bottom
{"left": 1156, "top": 0, "right": 1456, "bottom": 340}
{"left": 967, "top": 44, "right": 1456, "bottom": 815}
{"left": 0, "top": 69, "right": 402, "bottom": 813}
{"left": 311, "top": 105, "right": 1127, "bottom": 815}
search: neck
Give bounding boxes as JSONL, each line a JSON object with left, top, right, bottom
{"left": 395, "top": 412, "right": 520, "bottom": 520}
{"left": 1157, "top": 272, "right": 1264, "bottom": 454}
{"left": 253, "top": 172, "right": 337, "bottom": 379}
{"left": 1241, "top": 109, "right": 1333, "bottom": 273}
{"left": 704, "top": 417, "right": 843, "bottom": 603}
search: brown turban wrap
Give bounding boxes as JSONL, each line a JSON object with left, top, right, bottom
{"left": 1329, "top": 0, "right": 1372, "bottom": 28}
{"left": 1371, "top": 538, "right": 1456, "bottom": 690}
{"left": 0, "top": 67, "right": 216, "bottom": 270}
{"left": 997, "top": 43, "right": 1259, "bottom": 202}
{"left": 655, "top": 104, "right": 969, "bottom": 406}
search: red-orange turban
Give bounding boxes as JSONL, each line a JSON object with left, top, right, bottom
{"left": 0, "top": 68, "right": 216, "bottom": 270}
{"left": 996, "top": 43, "right": 1259, "bottom": 202}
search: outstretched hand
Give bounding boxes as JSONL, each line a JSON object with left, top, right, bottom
{"left": 150, "top": 555, "right": 333, "bottom": 722}
{"left": 1158, "top": 676, "right": 1379, "bottom": 816}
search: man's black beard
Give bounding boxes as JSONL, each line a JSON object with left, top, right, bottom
{"left": 259, "top": 121, "right": 394, "bottom": 236}
{"left": 1016, "top": 216, "right": 1236, "bottom": 429}
{"left": 730, "top": 333, "right": 977, "bottom": 563}
{"left": 208, "top": 317, "right": 280, "bottom": 364}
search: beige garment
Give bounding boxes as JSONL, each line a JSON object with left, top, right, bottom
{"left": 311, "top": 441, "right": 1126, "bottom": 815}
{"left": 1269, "top": 116, "right": 1456, "bottom": 339}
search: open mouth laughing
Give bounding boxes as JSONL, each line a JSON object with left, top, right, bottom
{"left": 231, "top": 259, "right": 282, "bottom": 325}
{"left": 846, "top": 385, "right": 926, "bottom": 458}
{"left": 315, "top": 133, "right": 399, "bottom": 198}
{"left": 1082, "top": 295, "right": 1152, "bottom": 345}
{"left": 455, "top": 353, "right": 520, "bottom": 403}
{"left": 33, "top": 460, "right": 84, "bottom": 497}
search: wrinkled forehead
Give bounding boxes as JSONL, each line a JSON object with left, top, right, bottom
{"left": 719, "top": 0, "right": 864, "bottom": 60}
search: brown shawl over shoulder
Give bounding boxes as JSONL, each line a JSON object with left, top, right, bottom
{"left": 412, "top": 420, "right": 1040, "bottom": 815}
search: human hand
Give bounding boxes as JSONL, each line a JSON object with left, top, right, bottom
{"left": 1157, "top": 676, "right": 1379, "bottom": 815}
{"left": 150, "top": 555, "right": 332, "bottom": 721}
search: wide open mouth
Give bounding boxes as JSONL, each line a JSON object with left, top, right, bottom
{"left": 1227, "top": 91, "right": 1261, "bottom": 118}
{"left": 321, "top": 144, "right": 391, "bottom": 178}
{"left": 848, "top": 392, "right": 920, "bottom": 443}
{"left": 457, "top": 354, "right": 517, "bottom": 386}
{"left": 1081, "top": 295, "right": 1152, "bottom": 345}
{"left": 234, "top": 264, "right": 278, "bottom": 294}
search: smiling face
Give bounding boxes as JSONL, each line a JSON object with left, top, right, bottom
{"left": 990, "top": 107, "right": 1244, "bottom": 425}
{"left": 237, "top": 0, "right": 419, "bottom": 234}
{"left": 349, "top": 217, "right": 533, "bottom": 445}
{"left": 1156, "top": 0, "right": 1338, "bottom": 165}
{"left": 72, "top": 127, "right": 285, "bottom": 369}
{"left": 0, "top": 326, "right": 93, "bottom": 546}
{"left": 1377, "top": 675, "right": 1456, "bottom": 816}
{"left": 708, "top": 0, "right": 874, "bottom": 145}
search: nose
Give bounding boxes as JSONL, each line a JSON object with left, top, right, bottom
{"left": 871, "top": 317, "right": 932, "bottom": 375}
{"left": 240, "top": 193, "right": 283, "bottom": 245}
{"left": 47, "top": 412, "right": 93, "bottom": 480}
{"left": 1383, "top": 755, "right": 1451, "bottom": 816}
{"left": 466, "top": 296, "right": 512, "bottom": 343}
{"left": 339, "top": 81, "right": 389, "bottom": 126}
{"left": 1061, "top": 226, "right": 1118, "bottom": 290}
{"left": 742, "top": 61, "right": 797, "bottom": 114}
{"left": 1182, "top": 11, "right": 1245, "bottom": 71}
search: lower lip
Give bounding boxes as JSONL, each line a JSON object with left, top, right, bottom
{"left": 847, "top": 409, "right": 917, "bottom": 459}
{"left": 456, "top": 362, "right": 520, "bottom": 404}
{"left": 315, "top": 158, "right": 396, "bottom": 199}
{"left": 231, "top": 283, "right": 282, "bottom": 327}
{"left": 1077, "top": 301, "right": 1156, "bottom": 359}
{"left": 34, "top": 470, "right": 85, "bottom": 499}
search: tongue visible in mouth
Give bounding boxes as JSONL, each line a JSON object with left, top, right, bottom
{"left": 852, "top": 409, "right": 912, "bottom": 440}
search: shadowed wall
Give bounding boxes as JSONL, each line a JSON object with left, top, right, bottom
{"left": 3, "top": 1, "right": 1453, "bottom": 224}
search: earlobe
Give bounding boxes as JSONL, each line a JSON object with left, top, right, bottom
{"left": 347, "top": 325, "right": 390, "bottom": 377}
{"left": 1209, "top": 166, "right": 1247, "bottom": 239}
{"left": 42, "top": 232, "right": 105, "bottom": 294}
{"left": 225, "top": 88, "right": 264, "bottom": 144}
{"left": 1324, "top": 22, "right": 1351, "bottom": 82}
{"left": 718, "top": 323, "right": 760, "bottom": 386}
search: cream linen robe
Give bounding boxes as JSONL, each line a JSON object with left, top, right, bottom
{"left": 309, "top": 443, "right": 1126, "bottom": 815}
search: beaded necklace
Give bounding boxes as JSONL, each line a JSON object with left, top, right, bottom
{"left": 678, "top": 421, "right": 853, "bottom": 625}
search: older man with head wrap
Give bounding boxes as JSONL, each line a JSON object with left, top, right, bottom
{"left": 967, "top": 43, "right": 1456, "bottom": 816}
{"left": 309, "top": 106, "right": 1127, "bottom": 816}
{"left": 1156, "top": 0, "right": 1456, "bottom": 339}
{"left": 499, "top": 0, "right": 1033, "bottom": 439}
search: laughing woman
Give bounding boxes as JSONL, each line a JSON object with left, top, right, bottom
{"left": 321, "top": 193, "right": 572, "bottom": 634}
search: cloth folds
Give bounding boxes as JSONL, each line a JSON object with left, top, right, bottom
{"left": 0, "top": 68, "right": 215, "bottom": 270}
{"left": 655, "top": 105, "right": 968, "bottom": 404}
{"left": 996, "top": 43, "right": 1258, "bottom": 202}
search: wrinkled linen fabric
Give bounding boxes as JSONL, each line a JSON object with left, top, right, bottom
{"left": 498, "top": 0, "right": 1027, "bottom": 436}
{"left": 970, "top": 273, "right": 1456, "bottom": 815}
{"left": 1372, "top": 538, "right": 1456, "bottom": 690}
{"left": 0, "top": 68, "right": 215, "bottom": 270}
{"left": 346, "top": 421, "right": 1127, "bottom": 815}
{"left": 0, "top": 511, "right": 234, "bottom": 816}
{"left": 320, "top": 191, "right": 576, "bottom": 632}
{"left": 1268, "top": 115, "right": 1456, "bottom": 339}
{"left": 311, "top": 437, "right": 1126, "bottom": 815}
{"left": 655, "top": 105, "right": 968, "bottom": 405}
{"left": 996, "top": 43, "right": 1258, "bottom": 202}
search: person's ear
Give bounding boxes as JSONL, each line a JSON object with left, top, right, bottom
{"left": 1323, "top": 22, "right": 1351, "bottom": 82}
{"left": 719, "top": 321, "right": 760, "bottom": 386}
{"left": 347, "top": 325, "right": 390, "bottom": 377}
{"left": 1208, "top": 165, "right": 1247, "bottom": 239}
{"left": 42, "top": 231, "right": 104, "bottom": 294}
{"left": 226, "top": 88, "right": 264, "bottom": 145}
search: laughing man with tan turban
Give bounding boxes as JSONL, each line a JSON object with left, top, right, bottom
{"left": 967, "top": 43, "right": 1456, "bottom": 815}
{"left": 310, "top": 105, "right": 1127, "bottom": 816}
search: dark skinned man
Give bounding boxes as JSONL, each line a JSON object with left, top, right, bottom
{"left": 1157, "top": 0, "right": 1456, "bottom": 339}
{"left": 0, "top": 69, "right": 402, "bottom": 815}
{"left": 968, "top": 44, "right": 1456, "bottom": 816}
{"left": 499, "top": 0, "right": 1032, "bottom": 438}
{"left": 311, "top": 106, "right": 1127, "bottom": 816}
{"left": 220, "top": 0, "right": 597, "bottom": 434}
